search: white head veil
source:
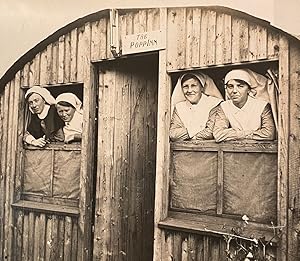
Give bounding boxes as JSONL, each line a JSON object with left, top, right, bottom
{"left": 171, "top": 72, "right": 223, "bottom": 114}
{"left": 56, "top": 93, "right": 83, "bottom": 114}
{"left": 224, "top": 68, "right": 278, "bottom": 129}
{"left": 25, "top": 86, "right": 56, "bottom": 105}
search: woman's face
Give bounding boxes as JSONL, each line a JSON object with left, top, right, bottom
{"left": 181, "top": 77, "right": 202, "bottom": 104}
{"left": 56, "top": 104, "right": 76, "bottom": 122}
{"left": 27, "top": 93, "right": 46, "bottom": 114}
{"left": 226, "top": 79, "right": 250, "bottom": 108}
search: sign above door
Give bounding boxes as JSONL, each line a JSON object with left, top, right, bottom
{"left": 122, "top": 30, "right": 166, "bottom": 55}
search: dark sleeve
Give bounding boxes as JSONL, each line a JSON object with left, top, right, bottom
{"left": 44, "top": 105, "right": 65, "bottom": 140}
{"left": 250, "top": 103, "right": 276, "bottom": 140}
{"left": 27, "top": 114, "right": 44, "bottom": 139}
{"left": 213, "top": 105, "right": 246, "bottom": 142}
{"left": 193, "top": 106, "right": 218, "bottom": 140}
{"left": 169, "top": 107, "right": 190, "bottom": 141}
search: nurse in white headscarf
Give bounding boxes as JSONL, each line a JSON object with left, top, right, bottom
{"left": 213, "top": 69, "right": 276, "bottom": 142}
{"left": 56, "top": 93, "right": 83, "bottom": 143}
{"left": 170, "top": 72, "right": 223, "bottom": 141}
{"left": 24, "top": 86, "right": 64, "bottom": 147}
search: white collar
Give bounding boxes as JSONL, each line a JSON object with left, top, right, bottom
{"left": 37, "top": 104, "right": 50, "bottom": 119}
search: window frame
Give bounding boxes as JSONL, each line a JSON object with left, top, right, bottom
{"left": 159, "top": 140, "right": 279, "bottom": 243}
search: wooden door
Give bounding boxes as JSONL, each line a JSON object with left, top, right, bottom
{"left": 93, "top": 54, "right": 158, "bottom": 261}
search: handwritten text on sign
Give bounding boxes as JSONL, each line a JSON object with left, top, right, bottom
{"left": 122, "top": 30, "right": 166, "bottom": 55}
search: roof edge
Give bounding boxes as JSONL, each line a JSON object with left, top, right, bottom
{"left": 1, "top": 5, "right": 300, "bottom": 90}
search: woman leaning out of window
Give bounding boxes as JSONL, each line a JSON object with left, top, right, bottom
{"left": 55, "top": 93, "right": 83, "bottom": 143}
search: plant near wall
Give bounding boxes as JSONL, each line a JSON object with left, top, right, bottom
{"left": 220, "top": 217, "right": 282, "bottom": 261}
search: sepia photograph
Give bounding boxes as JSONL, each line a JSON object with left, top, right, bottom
{"left": 0, "top": 0, "right": 299, "bottom": 260}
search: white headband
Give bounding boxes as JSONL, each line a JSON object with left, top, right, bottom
{"left": 25, "top": 86, "right": 56, "bottom": 105}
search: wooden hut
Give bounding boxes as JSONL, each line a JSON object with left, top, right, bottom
{"left": 0, "top": 5, "right": 299, "bottom": 261}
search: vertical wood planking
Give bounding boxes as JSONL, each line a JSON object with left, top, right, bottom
{"left": 22, "top": 213, "right": 29, "bottom": 261}
{"left": 199, "top": 9, "right": 209, "bottom": 66}
{"left": 138, "top": 10, "right": 147, "bottom": 33}
{"left": 287, "top": 42, "right": 300, "bottom": 260}
{"left": 70, "top": 28, "right": 78, "bottom": 82}
{"left": 15, "top": 71, "right": 24, "bottom": 202}
{"left": 167, "top": 8, "right": 186, "bottom": 70}
{"left": 223, "top": 14, "right": 232, "bottom": 64}
{"left": 112, "top": 68, "right": 122, "bottom": 260}
{"left": 0, "top": 84, "right": 9, "bottom": 259}
{"left": 188, "top": 234, "right": 197, "bottom": 260}
{"left": 91, "top": 21, "right": 101, "bottom": 61}
{"left": 249, "top": 23, "right": 267, "bottom": 61}
{"left": 22, "top": 63, "right": 30, "bottom": 87}
{"left": 181, "top": 237, "right": 188, "bottom": 261}
{"left": 64, "top": 33, "right": 71, "bottom": 83}
{"left": 215, "top": 13, "right": 225, "bottom": 65}
{"left": 93, "top": 71, "right": 104, "bottom": 261}
{"left": 267, "top": 30, "right": 280, "bottom": 59}
{"left": 191, "top": 8, "right": 201, "bottom": 67}
{"left": 256, "top": 25, "right": 267, "bottom": 59}
{"left": 76, "top": 26, "right": 86, "bottom": 82}
{"left": 58, "top": 35, "right": 65, "bottom": 83}
{"left": 78, "top": 21, "right": 95, "bottom": 261}
{"left": 173, "top": 233, "right": 182, "bottom": 260}
{"left": 71, "top": 219, "right": 78, "bottom": 261}
{"left": 52, "top": 41, "right": 59, "bottom": 84}
{"left": 106, "top": 14, "right": 113, "bottom": 59}
{"left": 28, "top": 212, "right": 35, "bottom": 261}
{"left": 15, "top": 211, "right": 24, "bottom": 261}
{"left": 146, "top": 9, "right": 155, "bottom": 31}
{"left": 38, "top": 213, "right": 46, "bottom": 261}
{"left": 277, "top": 35, "right": 289, "bottom": 261}
{"left": 28, "top": 60, "right": 35, "bottom": 86}
{"left": 99, "top": 18, "right": 108, "bottom": 59}
{"left": 98, "top": 67, "right": 116, "bottom": 260}
{"left": 46, "top": 44, "right": 53, "bottom": 84}
{"left": 185, "top": 8, "right": 194, "bottom": 68}
{"left": 64, "top": 216, "right": 72, "bottom": 261}
{"left": 153, "top": 8, "right": 170, "bottom": 261}
{"left": 33, "top": 214, "right": 40, "bottom": 261}
{"left": 33, "top": 53, "right": 41, "bottom": 85}
{"left": 206, "top": 10, "right": 217, "bottom": 65}
{"left": 58, "top": 217, "right": 65, "bottom": 260}
{"left": 215, "top": 13, "right": 232, "bottom": 64}
{"left": 9, "top": 72, "right": 21, "bottom": 261}
{"left": 177, "top": 8, "right": 186, "bottom": 69}
{"left": 45, "top": 216, "right": 52, "bottom": 261}
{"left": 121, "top": 68, "right": 131, "bottom": 260}
{"left": 239, "top": 19, "right": 249, "bottom": 62}
{"left": 166, "top": 8, "right": 178, "bottom": 70}
{"left": 248, "top": 23, "right": 258, "bottom": 61}
{"left": 4, "top": 80, "right": 15, "bottom": 261}
{"left": 232, "top": 18, "right": 249, "bottom": 62}
{"left": 40, "top": 49, "right": 48, "bottom": 85}
{"left": 119, "top": 14, "right": 127, "bottom": 53}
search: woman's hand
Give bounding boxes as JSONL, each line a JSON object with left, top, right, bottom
{"left": 31, "top": 137, "right": 47, "bottom": 147}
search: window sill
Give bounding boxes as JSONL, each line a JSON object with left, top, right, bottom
{"left": 12, "top": 200, "right": 80, "bottom": 217}
{"left": 158, "top": 211, "right": 278, "bottom": 243}
{"left": 24, "top": 142, "right": 81, "bottom": 151}
{"left": 171, "top": 140, "right": 278, "bottom": 153}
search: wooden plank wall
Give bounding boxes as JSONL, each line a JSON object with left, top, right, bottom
{"left": 166, "top": 7, "right": 279, "bottom": 71}
{"left": 0, "top": 8, "right": 161, "bottom": 261}
{"left": 287, "top": 42, "right": 300, "bottom": 260}
{"left": 162, "top": 231, "right": 227, "bottom": 260}
{"left": 0, "top": 75, "right": 21, "bottom": 260}
{"left": 93, "top": 55, "right": 158, "bottom": 261}
{"left": 13, "top": 210, "right": 79, "bottom": 261}
{"left": 0, "top": 6, "right": 298, "bottom": 261}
